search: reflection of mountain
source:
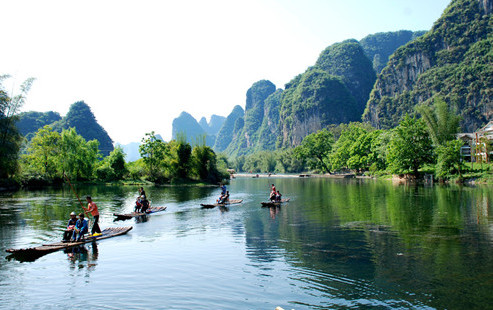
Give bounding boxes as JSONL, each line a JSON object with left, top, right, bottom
{"left": 241, "top": 178, "right": 493, "bottom": 309}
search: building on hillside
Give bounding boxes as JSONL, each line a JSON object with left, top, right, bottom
{"left": 457, "top": 120, "right": 493, "bottom": 163}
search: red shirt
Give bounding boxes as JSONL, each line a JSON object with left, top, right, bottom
{"left": 87, "top": 201, "right": 99, "bottom": 216}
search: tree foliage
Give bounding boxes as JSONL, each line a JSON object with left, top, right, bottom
{"left": 387, "top": 115, "right": 434, "bottom": 176}
{"left": 0, "top": 76, "right": 34, "bottom": 178}
{"left": 435, "top": 140, "right": 464, "bottom": 179}
{"left": 294, "top": 129, "right": 334, "bottom": 173}
{"left": 21, "top": 126, "right": 100, "bottom": 181}
{"left": 139, "top": 131, "right": 169, "bottom": 182}
{"left": 416, "top": 97, "right": 461, "bottom": 146}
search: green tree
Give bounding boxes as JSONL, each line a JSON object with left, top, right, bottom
{"left": 416, "top": 97, "right": 461, "bottom": 146}
{"left": 21, "top": 125, "right": 61, "bottom": 179}
{"left": 59, "top": 128, "right": 100, "bottom": 180}
{"left": 176, "top": 141, "right": 192, "bottom": 179}
{"left": 387, "top": 115, "right": 434, "bottom": 177}
{"left": 108, "top": 146, "right": 128, "bottom": 180}
{"left": 233, "top": 155, "right": 246, "bottom": 172}
{"left": 0, "top": 76, "right": 34, "bottom": 178}
{"left": 191, "top": 144, "right": 223, "bottom": 182}
{"left": 139, "top": 131, "right": 168, "bottom": 181}
{"left": 330, "top": 123, "right": 370, "bottom": 171}
{"left": 294, "top": 129, "right": 334, "bottom": 173}
{"left": 435, "top": 140, "right": 464, "bottom": 179}
{"left": 127, "top": 159, "right": 146, "bottom": 180}
{"left": 274, "top": 148, "right": 305, "bottom": 173}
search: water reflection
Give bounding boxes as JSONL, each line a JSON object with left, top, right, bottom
{"left": 1, "top": 179, "right": 492, "bottom": 309}
{"left": 241, "top": 178, "right": 493, "bottom": 309}
{"left": 65, "top": 243, "right": 98, "bottom": 271}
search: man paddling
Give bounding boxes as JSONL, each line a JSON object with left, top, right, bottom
{"left": 83, "top": 196, "right": 102, "bottom": 236}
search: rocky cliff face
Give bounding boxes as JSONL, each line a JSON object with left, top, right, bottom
{"left": 224, "top": 80, "right": 277, "bottom": 156}
{"left": 315, "top": 40, "right": 376, "bottom": 116}
{"left": 256, "top": 89, "right": 283, "bottom": 151}
{"left": 279, "top": 69, "right": 359, "bottom": 147}
{"left": 199, "top": 115, "right": 226, "bottom": 136}
{"left": 360, "top": 30, "right": 426, "bottom": 73}
{"left": 213, "top": 105, "right": 244, "bottom": 152}
{"left": 364, "top": 0, "right": 492, "bottom": 131}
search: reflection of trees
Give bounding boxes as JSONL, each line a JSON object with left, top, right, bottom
{"left": 243, "top": 178, "right": 493, "bottom": 308}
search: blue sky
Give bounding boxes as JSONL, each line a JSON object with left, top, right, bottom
{"left": 0, "top": 0, "right": 450, "bottom": 143}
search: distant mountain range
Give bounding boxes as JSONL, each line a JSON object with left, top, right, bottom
{"left": 171, "top": 29, "right": 425, "bottom": 154}
{"left": 173, "top": 0, "right": 491, "bottom": 157}
{"left": 171, "top": 112, "right": 225, "bottom": 147}
{"left": 19, "top": 0, "right": 492, "bottom": 161}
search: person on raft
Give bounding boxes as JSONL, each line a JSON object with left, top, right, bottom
{"left": 219, "top": 191, "right": 230, "bottom": 204}
{"left": 63, "top": 211, "right": 78, "bottom": 242}
{"left": 275, "top": 190, "right": 282, "bottom": 202}
{"left": 82, "top": 196, "right": 102, "bottom": 236}
{"left": 140, "top": 196, "right": 150, "bottom": 213}
{"left": 270, "top": 184, "right": 277, "bottom": 201}
{"left": 135, "top": 188, "right": 146, "bottom": 212}
{"left": 139, "top": 187, "right": 146, "bottom": 200}
{"left": 134, "top": 197, "right": 142, "bottom": 212}
{"left": 73, "top": 213, "right": 89, "bottom": 242}
{"left": 217, "top": 184, "right": 227, "bottom": 203}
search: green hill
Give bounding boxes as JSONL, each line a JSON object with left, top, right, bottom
{"left": 279, "top": 69, "right": 359, "bottom": 147}
{"left": 364, "top": 0, "right": 492, "bottom": 131}
{"left": 224, "top": 80, "right": 277, "bottom": 156}
{"left": 360, "top": 30, "right": 426, "bottom": 73}
{"left": 52, "top": 101, "right": 114, "bottom": 156}
{"left": 315, "top": 39, "right": 377, "bottom": 115}
{"left": 213, "top": 105, "right": 244, "bottom": 152}
{"left": 172, "top": 111, "right": 211, "bottom": 145}
{"left": 16, "top": 111, "right": 62, "bottom": 138}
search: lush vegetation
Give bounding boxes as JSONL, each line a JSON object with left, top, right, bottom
{"left": 315, "top": 39, "right": 376, "bottom": 113}
{"left": 364, "top": 0, "right": 492, "bottom": 132}
{"left": 213, "top": 105, "right": 244, "bottom": 152}
{"left": 16, "top": 111, "right": 62, "bottom": 138}
{"left": 0, "top": 76, "right": 34, "bottom": 180}
{"left": 359, "top": 30, "right": 426, "bottom": 73}
{"left": 232, "top": 96, "right": 489, "bottom": 182}
{"left": 14, "top": 101, "right": 114, "bottom": 157}
{"left": 52, "top": 101, "right": 114, "bottom": 156}
{"left": 279, "top": 69, "right": 359, "bottom": 147}
{"left": 15, "top": 126, "right": 228, "bottom": 186}
{"left": 225, "top": 80, "right": 277, "bottom": 157}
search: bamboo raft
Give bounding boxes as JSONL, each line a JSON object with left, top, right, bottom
{"left": 6, "top": 227, "right": 132, "bottom": 261}
{"left": 201, "top": 199, "right": 243, "bottom": 209}
{"left": 261, "top": 198, "right": 290, "bottom": 207}
{"left": 113, "top": 206, "right": 167, "bottom": 220}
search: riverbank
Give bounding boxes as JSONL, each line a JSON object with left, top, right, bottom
{"left": 0, "top": 178, "right": 226, "bottom": 192}
{"left": 233, "top": 172, "right": 492, "bottom": 185}
{"left": 233, "top": 173, "right": 365, "bottom": 179}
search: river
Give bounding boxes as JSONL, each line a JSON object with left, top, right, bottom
{"left": 0, "top": 177, "right": 492, "bottom": 309}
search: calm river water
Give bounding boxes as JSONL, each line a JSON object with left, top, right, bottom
{"left": 0, "top": 177, "right": 492, "bottom": 309}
